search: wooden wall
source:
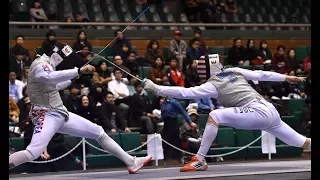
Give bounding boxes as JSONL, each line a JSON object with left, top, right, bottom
{"left": 9, "top": 39, "right": 311, "bottom": 60}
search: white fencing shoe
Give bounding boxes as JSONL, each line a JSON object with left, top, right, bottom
{"left": 128, "top": 155, "right": 152, "bottom": 174}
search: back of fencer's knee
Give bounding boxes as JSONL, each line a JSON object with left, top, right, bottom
{"left": 24, "top": 149, "right": 41, "bottom": 161}
{"left": 95, "top": 125, "right": 106, "bottom": 140}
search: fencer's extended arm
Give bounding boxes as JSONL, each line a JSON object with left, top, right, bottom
{"left": 155, "top": 82, "right": 218, "bottom": 99}
{"left": 234, "top": 67, "right": 286, "bottom": 82}
{"left": 34, "top": 64, "right": 79, "bottom": 84}
{"left": 56, "top": 80, "right": 72, "bottom": 91}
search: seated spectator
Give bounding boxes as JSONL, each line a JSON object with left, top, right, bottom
{"left": 119, "top": 44, "right": 130, "bottom": 61}
{"left": 258, "top": 40, "right": 273, "bottom": 63}
{"left": 188, "top": 28, "right": 208, "bottom": 53}
{"left": 148, "top": 56, "right": 169, "bottom": 85}
{"left": 63, "top": 16, "right": 77, "bottom": 29}
{"left": 64, "top": 84, "right": 81, "bottom": 114}
{"left": 166, "top": 57, "right": 185, "bottom": 87}
{"left": 169, "top": 30, "right": 187, "bottom": 68}
{"left": 92, "top": 60, "right": 112, "bottom": 88}
{"left": 9, "top": 71, "right": 24, "bottom": 103}
{"left": 100, "top": 92, "right": 128, "bottom": 133}
{"left": 108, "top": 69, "right": 131, "bottom": 130}
{"left": 20, "top": 66, "right": 29, "bottom": 86}
{"left": 9, "top": 35, "right": 32, "bottom": 62}
{"left": 112, "top": 29, "right": 132, "bottom": 56}
{"left": 9, "top": 46, "right": 32, "bottom": 80}
{"left": 40, "top": 30, "right": 58, "bottom": 56}
{"left": 246, "top": 39, "right": 263, "bottom": 65}
{"left": 198, "top": 0, "right": 215, "bottom": 25}
{"left": 184, "top": 58, "right": 201, "bottom": 88}
{"left": 225, "top": 0, "right": 238, "bottom": 14}
{"left": 111, "top": 56, "right": 131, "bottom": 84}
{"left": 89, "top": 83, "right": 105, "bottom": 106}
{"left": 283, "top": 70, "right": 303, "bottom": 97}
{"left": 29, "top": 0, "right": 48, "bottom": 28}
{"left": 17, "top": 86, "right": 31, "bottom": 122}
{"left": 184, "top": 0, "right": 199, "bottom": 22}
{"left": 73, "top": 30, "right": 92, "bottom": 52}
{"left": 196, "top": 98, "right": 215, "bottom": 112}
{"left": 145, "top": 39, "right": 161, "bottom": 66}
{"left": 272, "top": 45, "right": 290, "bottom": 74}
{"left": 187, "top": 38, "right": 206, "bottom": 68}
{"left": 227, "top": 38, "right": 247, "bottom": 66}
{"left": 75, "top": 13, "right": 90, "bottom": 29}
{"left": 124, "top": 52, "right": 139, "bottom": 75}
{"left": 303, "top": 53, "right": 311, "bottom": 75}
{"left": 128, "top": 82, "right": 155, "bottom": 134}
{"left": 287, "top": 48, "right": 303, "bottom": 74}
{"left": 127, "top": 75, "right": 147, "bottom": 96}
{"left": 9, "top": 96, "right": 20, "bottom": 124}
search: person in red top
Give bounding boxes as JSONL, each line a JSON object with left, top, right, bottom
{"left": 272, "top": 45, "right": 290, "bottom": 74}
{"left": 303, "top": 53, "right": 311, "bottom": 75}
{"left": 166, "top": 57, "right": 185, "bottom": 87}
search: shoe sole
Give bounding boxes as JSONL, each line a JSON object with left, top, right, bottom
{"left": 180, "top": 164, "right": 208, "bottom": 172}
{"left": 128, "top": 156, "right": 152, "bottom": 174}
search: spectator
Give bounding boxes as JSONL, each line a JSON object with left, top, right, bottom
{"left": 9, "top": 96, "right": 20, "bottom": 124}
{"left": 63, "top": 16, "right": 77, "bottom": 29}
{"left": 187, "top": 38, "right": 206, "bottom": 67}
{"left": 111, "top": 56, "right": 131, "bottom": 83}
{"left": 29, "top": 0, "right": 48, "bottom": 28}
{"left": 75, "top": 13, "right": 90, "bottom": 29}
{"left": 64, "top": 84, "right": 81, "bottom": 114}
{"left": 166, "top": 57, "right": 185, "bottom": 87}
{"left": 227, "top": 38, "right": 247, "bottom": 66}
{"left": 188, "top": 28, "right": 208, "bottom": 53}
{"left": 40, "top": 30, "right": 58, "bottom": 56}
{"left": 17, "top": 86, "right": 31, "bottom": 123}
{"left": 246, "top": 39, "right": 263, "bottom": 65}
{"left": 128, "top": 82, "right": 155, "bottom": 134}
{"left": 145, "top": 39, "right": 161, "bottom": 66}
{"left": 9, "top": 71, "right": 24, "bottom": 103}
{"left": 169, "top": 30, "right": 187, "bottom": 69}
{"left": 112, "top": 29, "right": 132, "bottom": 56}
{"left": 184, "top": 58, "right": 201, "bottom": 88}
{"left": 198, "top": 0, "right": 215, "bottom": 25}
{"left": 124, "top": 52, "right": 139, "bottom": 75}
{"left": 303, "top": 53, "right": 311, "bottom": 75}
{"left": 287, "top": 48, "right": 302, "bottom": 74}
{"left": 9, "top": 35, "right": 31, "bottom": 62}
{"left": 72, "top": 30, "right": 92, "bottom": 52}
{"left": 196, "top": 98, "right": 215, "bottom": 112}
{"left": 225, "top": 0, "right": 238, "bottom": 14}
{"left": 272, "top": 45, "right": 290, "bottom": 74}
{"left": 108, "top": 69, "right": 131, "bottom": 132}
{"left": 258, "top": 40, "right": 273, "bottom": 63}
{"left": 160, "top": 97, "right": 196, "bottom": 163}
{"left": 118, "top": 44, "right": 131, "bottom": 61}
{"left": 283, "top": 70, "right": 303, "bottom": 97}
{"left": 127, "top": 75, "right": 147, "bottom": 96}
{"left": 9, "top": 46, "right": 32, "bottom": 80}
{"left": 184, "top": 0, "right": 199, "bottom": 22}
{"left": 92, "top": 60, "right": 112, "bottom": 88}
{"left": 20, "top": 66, "right": 29, "bottom": 86}
{"left": 148, "top": 56, "right": 169, "bottom": 85}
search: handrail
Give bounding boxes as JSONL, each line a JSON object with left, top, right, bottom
{"left": 9, "top": 21, "right": 311, "bottom": 27}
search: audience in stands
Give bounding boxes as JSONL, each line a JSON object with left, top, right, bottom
{"left": 187, "top": 38, "right": 206, "bottom": 69}
{"left": 169, "top": 30, "right": 187, "bottom": 69}
{"left": 29, "top": 1, "right": 48, "bottom": 28}
{"left": 258, "top": 40, "right": 273, "bottom": 64}
{"left": 64, "top": 85, "right": 81, "bottom": 115}
{"left": 145, "top": 39, "right": 161, "bottom": 66}
{"left": 184, "top": 0, "right": 199, "bottom": 22}
{"left": 166, "top": 57, "right": 185, "bottom": 87}
{"left": 92, "top": 60, "right": 112, "bottom": 89}
{"left": 246, "top": 39, "right": 263, "bottom": 65}
{"left": 75, "top": 13, "right": 90, "bottom": 29}
{"left": 118, "top": 44, "right": 131, "bottom": 61}
{"left": 287, "top": 48, "right": 302, "bottom": 74}
{"left": 124, "top": 52, "right": 140, "bottom": 75}
{"left": 63, "top": 16, "right": 77, "bottom": 29}
{"left": 128, "top": 83, "right": 155, "bottom": 134}
{"left": 40, "top": 30, "right": 58, "bottom": 56}
{"left": 184, "top": 58, "right": 201, "bottom": 88}
{"left": 127, "top": 75, "right": 146, "bottom": 96}
{"left": 88, "top": 83, "right": 105, "bottom": 106}
{"left": 72, "top": 30, "right": 93, "bottom": 52}
{"left": 225, "top": 0, "right": 238, "bottom": 15}
{"left": 148, "top": 55, "right": 169, "bottom": 85}
{"left": 100, "top": 92, "right": 123, "bottom": 133}
{"left": 196, "top": 98, "right": 215, "bottom": 113}
{"left": 303, "top": 53, "right": 311, "bottom": 75}
{"left": 9, "top": 46, "right": 32, "bottom": 80}
{"left": 9, "top": 35, "right": 32, "bottom": 62}
{"left": 111, "top": 56, "right": 131, "bottom": 83}
{"left": 112, "top": 29, "right": 132, "bottom": 56}
{"left": 17, "top": 86, "right": 31, "bottom": 123}
{"left": 20, "top": 66, "right": 30, "bottom": 86}
{"left": 272, "top": 45, "right": 290, "bottom": 74}
{"left": 189, "top": 28, "right": 208, "bottom": 54}
{"left": 227, "top": 38, "right": 247, "bottom": 66}
{"left": 9, "top": 71, "right": 24, "bottom": 103}
{"left": 9, "top": 96, "right": 20, "bottom": 124}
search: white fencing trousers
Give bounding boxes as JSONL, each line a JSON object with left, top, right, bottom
{"left": 209, "top": 98, "right": 307, "bottom": 148}
{"left": 25, "top": 110, "right": 103, "bottom": 161}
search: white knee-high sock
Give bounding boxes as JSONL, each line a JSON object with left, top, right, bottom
{"left": 9, "top": 150, "right": 32, "bottom": 169}
{"left": 196, "top": 124, "right": 218, "bottom": 162}
{"left": 96, "top": 133, "right": 135, "bottom": 166}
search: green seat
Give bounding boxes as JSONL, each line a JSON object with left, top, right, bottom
{"left": 216, "top": 128, "right": 235, "bottom": 147}
{"left": 281, "top": 115, "right": 295, "bottom": 127}
{"left": 208, "top": 147, "right": 246, "bottom": 159}
{"left": 275, "top": 145, "right": 303, "bottom": 157}
{"left": 288, "top": 99, "right": 305, "bottom": 113}
{"left": 253, "top": 130, "right": 261, "bottom": 146}
{"left": 79, "top": 154, "right": 124, "bottom": 168}
{"left": 86, "top": 133, "right": 121, "bottom": 155}
{"left": 288, "top": 111, "right": 304, "bottom": 131}
{"left": 235, "top": 129, "right": 255, "bottom": 146}
{"left": 163, "top": 46, "right": 169, "bottom": 60}
{"left": 104, "top": 47, "right": 113, "bottom": 57}
{"left": 141, "top": 66, "right": 151, "bottom": 79}
{"left": 119, "top": 132, "right": 142, "bottom": 152}
{"left": 198, "top": 114, "right": 208, "bottom": 130}
{"left": 91, "top": 46, "right": 106, "bottom": 66}
{"left": 208, "top": 46, "right": 225, "bottom": 55}
{"left": 9, "top": 138, "right": 25, "bottom": 151}
{"left": 294, "top": 46, "right": 308, "bottom": 60}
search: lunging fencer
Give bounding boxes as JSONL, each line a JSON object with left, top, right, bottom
{"left": 143, "top": 54, "right": 311, "bottom": 172}
{"left": 9, "top": 44, "right": 152, "bottom": 173}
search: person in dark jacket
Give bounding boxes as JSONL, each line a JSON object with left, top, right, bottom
{"left": 72, "top": 30, "right": 92, "bottom": 52}
{"left": 128, "top": 82, "right": 155, "bottom": 134}
{"left": 227, "top": 38, "right": 247, "bottom": 66}
{"left": 64, "top": 84, "right": 81, "bottom": 114}
{"left": 17, "top": 86, "right": 31, "bottom": 123}
{"left": 257, "top": 40, "right": 273, "bottom": 62}
{"left": 92, "top": 60, "right": 112, "bottom": 88}
{"left": 246, "top": 39, "right": 263, "bottom": 65}
{"left": 186, "top": 39, "right": 206, "bottom": 66}
{"left": 112, "top": 29, "right": 132, "bottom": 56}
{"left": 9, "top": 35, "right": 32, "bottom": 62}
{"left": 272, "top": 45, "right": 290, "bottom": 74}
{"left": 287, "top": 48, "right": 302, "bottom": 73}
{"left": 118, "top": 44, "right": 131, "bottom": 61}
{"left": 40, "top": 30, "right": 58, "bottom": 56}
{"left": 9, "top": 46, "right": 32, "bottom": 80}
{"left": 145, "top": 39, "right": 161, "bottom": 66}
{"left": 124, "top": 52, "right": 140, "bottom": 75}
{"left": 184, "top": 58, "right": 201, "bottom": 88}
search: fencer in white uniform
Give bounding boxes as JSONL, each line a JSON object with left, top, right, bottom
{"left": 143, "top": 54, "right": 311, "bottom": 172}
{"left": 9, "top": 44, "right": 151, "bottom": 173}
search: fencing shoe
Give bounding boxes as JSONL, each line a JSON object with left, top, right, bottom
{"left": 180, "top": 156, "right": 208, "bottom": 172}
{"left": 128, "top": 155, "right": 152, "bottom": 174}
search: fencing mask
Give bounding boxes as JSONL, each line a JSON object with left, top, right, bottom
{"left": 48, "top": 44, "right": 83, "bottom": 70}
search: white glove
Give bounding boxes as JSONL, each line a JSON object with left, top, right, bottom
{"left": 142, "top": 78, "right": 159, "bottom": 93}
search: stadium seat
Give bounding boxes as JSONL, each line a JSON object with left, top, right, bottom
{"left": 9, "top": 138, "right": 24, "bottom": 151}
{"left": 15, "top": 1, "right": 28, "bottom": 12}
{"left": 140, "top": 67, "right": 151, "bottom": 79}
{"left": 86, "top": 133, "right": 121, "bottom": 155}
{"left": 78, "top": 4, "right": 88, "bottom": 13}
{"left": 119, "top": 0, "right": 127, "bottom": 5}
{"left": 215, "top": 128, "right": 236, "bottom": 147}
{"left": 293, "top": 46, "right": 308, "bottom": 60}
{"left": 107, "top": 4, "right": 116, "bottom": 13}
{"left": 152, "top": 14, "right": 164, "bottom": 30}
{"left": 235, "top": 129, "right": 256, "bottom": 147}
{"left": 149, "top": 5, "right": 156, "bottom": 13}
{"left": 92, "top": 0, "right": 100, "bottom": 4}
{"left": 64, "top": 3, "right": 72, "bottom": 13}
{"left": 119, "top": 132, "right": 146, "bottom": 156}
{"left": 162, "top": 46, "right": 169, "bottom": 60}
{"left": 259, "top": 7, "right": 266, "bottom": 15}
{"left": 288, "top": 99, "right": 305, "bottom": 113}
{"left": 209, "top": 46, "right": 225, "bottom": 55}
{"left": 120, "top": 4, "right": 130, "bottom": 13}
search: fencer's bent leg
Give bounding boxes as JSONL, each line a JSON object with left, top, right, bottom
{"left": 9, "top": 111, "right": 65, "bottom": 169}
{"left": 57, "top": 112, "right": 135, "bottom": 166}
